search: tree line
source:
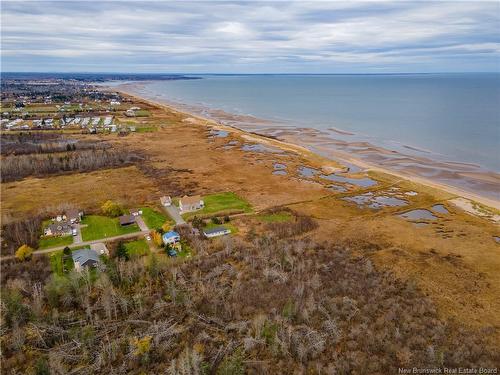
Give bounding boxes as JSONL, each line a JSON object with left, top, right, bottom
{"left": 1, "top": 149, "right": 140, "bottom": 182}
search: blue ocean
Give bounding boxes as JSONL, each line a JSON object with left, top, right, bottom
{"left": 134, "top": 73, "right": 499, "bottom": 172}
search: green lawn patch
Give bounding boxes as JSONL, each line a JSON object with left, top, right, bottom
{"left": 140, "top": 207, "right": 171, "bottom": 230}
{"left": 183, "top": 192, "right": 252, "bottom": 220}
{"left": 135, "top": 126, "right": 156, "bottom": 133}
{"left": 38, "top": 235, "right": 73, "bottom": 249}
{"left": 256, "top": 211, "right": 293, "bottom": 223}
{"left": 135, "top": 110, "right": 150, "bottom": 117}
{"left": 49, "top": 251, "right": 74, "bottom": 276}
{"left": 81, "top": 215, "right": 140, "bottom": 241}
{"left": 124, "top": 239, "right": 150, "bottom": 258}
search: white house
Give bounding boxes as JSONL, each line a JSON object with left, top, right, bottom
{"left": 160, "top": 196, "right": 172, "bottom": 207}
{"left": 203, "top": 226, "right": 231, "bottom": 238}
{"left": 179, "top": 195, "right": 204, "bottom": 213}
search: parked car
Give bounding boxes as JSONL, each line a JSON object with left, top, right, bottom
{"left": 145, "top": 235, "right": 151, "bottom": 241}
{"left": 72, "top": 228, "right": 77, "bottom": 236}
{"left": 167, "top": 248, "right": 177, "bottom": 257}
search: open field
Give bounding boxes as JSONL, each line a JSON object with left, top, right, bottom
{"left": 124, "top": 239, "right": 150, "bottom": 258}
{"left": 49, "top": 250, "right": 74, "bottom": 276}
{"left": 140, "top": 206, "right": 171, "bottom": 230}
{"left": 81, "top": 215, "right": 140, "bottom": 241}
{"left": 1, "top": 166, "right": 159, "bottom": 222}
{"left": 182, "top": 192, "right": 252, "bottom": 220}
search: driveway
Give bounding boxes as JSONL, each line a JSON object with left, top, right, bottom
{"left": 135, "top": 216, "right": 149, "bottom": 231}
{"left": 73, "top": 223, "right": 83, "bottom": 244}
{"left": 163, "top": 205, "right": 186, "bottom": 225}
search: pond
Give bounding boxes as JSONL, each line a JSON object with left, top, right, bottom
{"left": 328, "top": 184, "right": 348, "bottom": 192}
{"left": 272, "top": 170, "right": 287, "bottom": 176}
{"left": 398, "top": 209, "right": 437, "bottom": 221}
{"left": 274, "top": 163, "right": 287, "bottom": 170}
{"left": 320, "top": 173, "right": 377, "bottom": 187}
{"left": 241, "top": 143, "right": 284, "bottom": 153}
{"left": 431, "top": 204, "right": 449, "bottom": 214}
{"left": 298, "top": 166, "right": 319, "bottom": 178}
{"left": 210, "top": 129, "right": 229, "bottom": 138}
{"left": 343, "top": 194, "right": 407, "bottom": 209}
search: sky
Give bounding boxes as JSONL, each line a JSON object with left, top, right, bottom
{"left": 1, "top": 1, "right": 499, "bottom": 73}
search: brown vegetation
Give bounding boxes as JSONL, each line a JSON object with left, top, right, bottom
{"left": 1, "top": 149, "right": 142, "bottom": 182}
{"left": 1, "top": 234, "right": 498, "bottom": 374}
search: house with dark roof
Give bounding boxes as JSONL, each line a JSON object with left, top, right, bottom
{"left": 44, "top": 222, "right": 72, "bottom": 237}
{"left": 203, "top": 226, "right": 231, "bottom": 238}
{"left": 119, "top": 214, "right": 136, "bottom": 226}
{"left": 72, "top": 248, "right": 101, "bottom": 272}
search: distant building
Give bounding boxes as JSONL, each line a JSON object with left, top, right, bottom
{"left": 119, "top": 214, "right": 136, "bottom": 226}
{"left": 203, "top": 226, "right": 231, "bottom": 238}
{"left": 44, "top": 222, "right": 72, "bottom": 237}
{"left": 162, "top": 231, "right": 180, "bottom": 245}
{"left": 179, "top": 195, "right": 204, "bottom": 213}
{"left": 72, "top": 248, "right": 101, "bottom": 272}
{"left": 160, "top": 196, "right": 172, "bottom": 206}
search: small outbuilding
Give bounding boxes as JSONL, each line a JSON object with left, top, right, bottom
{"left": 203, "top": 226, "right": 231, "bottom": 238}
{"left": 119, "top": 214, "right": 136, "bottom": 226}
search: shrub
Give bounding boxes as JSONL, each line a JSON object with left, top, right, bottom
{"left": 15, "top": 244, "right": 33, "bottom": 261}
{"left": 101, "top": 200, "right": 124, "bottom": 217}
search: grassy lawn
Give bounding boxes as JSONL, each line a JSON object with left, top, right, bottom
{"left": 124, "top": 239, "right": 150, "bottom": 258}
{"left": 38, "top": 235, "right": 73, "bottom": 249}
{"left": 140, "top": 207, "right": 171, "bottom": 230}
{"left": 256, "top": 211, "right": 293, "bottom": 223}
{"left": 135, "top": 126, "right": 156, "bottom": 133}
{"left": 49, "top": 251, "right": 74, "bottom": 276}
{"left": 183, "top": 192, "right": 252, "bottom": 220}
{"left": 135, "top": 110, "right": 150, "bottom": 117}
{"left": 81, "top": 215, "right": 140, "bottom": 241}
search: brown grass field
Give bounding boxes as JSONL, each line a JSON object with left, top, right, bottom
{"left": 2, "top": 91, "right": 499, "bottom": 344}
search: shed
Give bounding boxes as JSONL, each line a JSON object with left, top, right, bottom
{"left": 119, "top": 215, "right": 136, "bottom": 226}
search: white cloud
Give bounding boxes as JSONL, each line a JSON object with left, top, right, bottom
{"left": 1, "top": 1, "right": 498, "bottom": 72}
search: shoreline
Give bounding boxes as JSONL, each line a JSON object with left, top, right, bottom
{"left": 112, "top": 84, "right": 500, "bottom": 211}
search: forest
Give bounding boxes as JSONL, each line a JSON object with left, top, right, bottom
{"left": 1, "top": 221, "right": 498, "bottom": 374}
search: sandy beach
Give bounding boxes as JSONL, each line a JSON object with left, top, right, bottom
{"left": 114, "top": 82, "right": 500, "bottom": 211}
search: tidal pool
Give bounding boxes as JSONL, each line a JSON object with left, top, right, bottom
{"left": 274, "top": 163, "right": 287, "bottom": 170}
{"left": 493, "top": 236, "right": 500, "bottom": 243}
{"left": 272, "top": 170, "right": 287, "bottom": 176}
{"left": 328, "top": 184, "right": 347, "bottom": 192}
{"left": 431, "top": 204, "right": 449, "bottom": 214}
{"left": 343, "top": 194, "right": 407, "bottom": 209}
{"left": 398, "top": 209, "right": 437, "bottom": 221}
{"left": 241, "top": 143, "right": 283, "bottom": 153}
{"left": 210, "top": 129, "right": 229, "bottom": 138}
{"left": 320, "top": 173, "right": 377, "bottom": 187}
{"left": 298, "top": 166, "right": 319, "bottom": 178}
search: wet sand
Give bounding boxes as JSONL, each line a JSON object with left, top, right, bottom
{"left": 113, "top": 82, "right": 500, "bottom": 210}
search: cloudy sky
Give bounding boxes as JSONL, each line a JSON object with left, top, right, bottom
{"left": 1, "top": 1, "right": 499, "bottom": 73}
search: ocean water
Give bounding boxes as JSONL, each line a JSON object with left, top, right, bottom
{"left": 136, "top": 74, "right": 500, "bottom": 172}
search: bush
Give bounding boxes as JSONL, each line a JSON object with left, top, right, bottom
{"left": 101, "top": 200, "right": 124, "bottom": 217}
{"left": 211, "top": 217, "right": 222, "bottom": 225}
{"left": 15, "top": 244, "right": 33, "bottom": 261}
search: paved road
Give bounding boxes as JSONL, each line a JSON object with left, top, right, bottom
{"left": 0, "top": 230, "right": 150, "bottom": 261}
{"left": 163, "top": 205, "right": 186, "bottom": 225}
